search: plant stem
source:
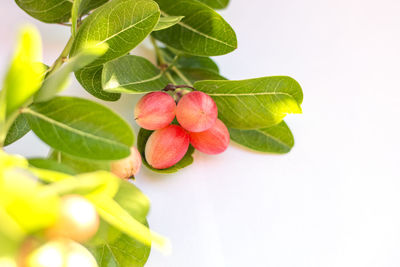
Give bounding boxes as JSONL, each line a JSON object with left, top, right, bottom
{"left": 47, "top": 35, "right": 74, "bottom": 75}
{"left": 171, "top": 66, "right": 193, "bottom": 87}
{"left": 150, "top": 36, "right": 177, "bottom": 85}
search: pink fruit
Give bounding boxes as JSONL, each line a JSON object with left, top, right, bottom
{"left": 189, "top": 119, "right": 230, "bottom": 155}
{"left": 145, "top": 125, "right": 189, "bottom": 169}
{"left": 134, "top": 92, "right": 176, "bottom": 130}
{"left": 176, "top": 91, "right": 218, "bottom": 132}
{"left": 111, "top": 146, "right": 142, "bottom": 179}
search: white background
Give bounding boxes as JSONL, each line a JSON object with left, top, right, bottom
{"left": 2, "top": 0, "right": 400, "bottom": 266}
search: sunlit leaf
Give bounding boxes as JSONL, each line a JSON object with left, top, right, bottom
{"left": 194, "top": 76, "right": 303, "bottom": 129}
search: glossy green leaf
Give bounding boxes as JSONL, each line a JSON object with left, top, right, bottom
{"left": 75, "top": 65, "right": 121, "bottom": 101}
{"left": 71, "top": 0, "right": 109, "bottom": 36}
{"left": 102, "top": 55, "right": 169, "bottom": 94}
{"left": 194, "top": 76, "right": 303, "bottom": 129}
{"left": 3, "top": 26, "right": 46, "bottom": 117}
{"left": 70, "top": 0, "right": 160, "bottom": 67}
{"left": 4, "top": 114, "right": 30, "bottom": 147}
{"left": 153, "top": 0, "right": 237, "bottom": 56}
{"left": 15, "top": 0, "right": 108, "bottom": 23}
{"left": 49, "top": 150, "right": 111, "bottom": 174}
{"left": 35, "top": 43, "right": 108, "bottom": 102}
{"left": 229, "top": 121, "right": 295, "bottom": 153}
{"left": 197, "top": 0, "right": 229, "bottom": 9}
{"left": 137, "top": 128, "right": 195, "bottom": 173}
{"left": 28, "top": 158, "right": 76, "bottom": 175}
{"left": 15, "top": 0, "right": 72, "bottom": 23}
{"left": 23, "top": 96, "right": 134, "bottom": 160}
{"left": 154, "top": 16, "right": 184, "bottom": 31}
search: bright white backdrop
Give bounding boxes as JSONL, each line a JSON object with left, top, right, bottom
{"left": 2, "top": 0, "right": 400, "bottom": 266}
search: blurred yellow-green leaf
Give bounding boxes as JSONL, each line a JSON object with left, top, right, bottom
{"left": 3, "top": 26, "right": 46, "bottom": 117}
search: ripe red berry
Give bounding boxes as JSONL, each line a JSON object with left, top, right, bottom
{"left": 111, "top": 146, "right": 142, "bottom": 179}
{"left": 134, "top": 92, "right": 176, "bottom": 130}
{"left": 189, "top": 119, "right": 230, "bottom": 155}
{"left": 145, "top": 125, "right": 189, "bottom": 169}
{"left": 176, "top": 91, "right": 218, "bottom": 132}
{"left": 46, "top": 195, "right": 99, "bottom": 243}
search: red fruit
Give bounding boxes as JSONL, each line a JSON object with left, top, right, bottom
{"left": 145, "top": 125, "right": 189, "bottom": 169}
{"left": 189, "top": 119, "right": 230, "bottom": 155}
{"left": 134, "top": 92, "right": 176, "bottom": 130}
{"left": 46, "top": 195, "right": 99, "bottom": 243}
{"left": 111, "top": 146, "right": 142, "bottom": 179}
{"left": 176, "top": 91, "right": 217, "bottom": 132}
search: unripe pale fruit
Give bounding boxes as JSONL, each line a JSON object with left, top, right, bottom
{"left": 46, "top": 195, "right": 99, "bottom": 243}
{"left": 111, "top": 146, "right": 142, "bottom": 179}
{"left": 26, "top": 239, "right": 97, "bottom": 267}
{"left": 189, "top": 119, "right": 230, "bottom": 155}
{"left": 134, "top": 92, "right": 176, "bottom": 130}
{"left": 176, "top": 91, "right": 218, "bottom": 132}
{"left": 145, "top": 125, "right": 189, "bottom": 169}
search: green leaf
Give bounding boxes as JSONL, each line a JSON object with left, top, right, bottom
{"left": 87, "top": 179, "right": 151, "bottom": 265}
{"left": 137, "top": 128, "right": 195, "bottom": 173}
{"left": 176, "top": 55, "right": 220, "bottom": 73}
{"left": 49, "top": 150, "right": 111, "bottom": 174}
{"left": 194, "top": 76, "right": 303, "bottom": 129}
{"left": 196, "top": 0, "right": 230, "bottom": 9}
{"left": 87, "top": 194, "right": 168, "bottom": 250}
{"left": 15, "top": 0, "right": 108, "bottom": 23}
{"left": 70, "top": 0, "right": 160, "bottom": 67}
{"left": 89, "top": 222, "right": 151, "bottom": 267}
{"left": 42, "top": 171, "right": 120, "bottom": 197}
{"left": 154, "top": 16, "right": 184, "bottom": 31}
{"left": 23, "top": 96, "right": 134, "bottom": 160}
{"left": 15, "top": 0, "right": 72, "bottom": 23}
{"left": 161, "top": 47, "right": 220, "bottom": 73}
{"left": 229, "top": 121, "right": 295, "bottom": 153}
{"left": 28, "top": 158, "right": 76, "bottom": 175}
{"left": 4, "top": 114, "right": 30, "bottom": 147}
{"left": 153, "top": 0, "right": 237, "bottom": 56}
{"left": 102, "top": 55, "right": 169, "bottom": 94}
{"left": 71, "top": 0, "right": 109, "bottom": 37}
{"left": 3, "top": 26, "right": 46, "bottom": 117}
{"left": 175, "top": 68, "right": 226, "bottom": 84}
{"left": 75, "top": 65, "right": 121, "bottom": 101}
{"left": 113, "top": 180, "right": 150, "bottom": 222}
{"left": 35, "top": 43, "right": 108, "bottom": 103}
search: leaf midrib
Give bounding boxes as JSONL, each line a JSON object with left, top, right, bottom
{"left": 95, "top": 9, "right": 158, "bottom": 47}
{"left": 160, "top": 10, "right": 235, "bottom": 49}
{"left": 104, "top": 72, "right": 164, "bottom": 89}
{"left": 23, "top": 108, "right": 128, "bottom": 148}
{"left": 255, "top": 129, "right": 291, "bottom": 149}
{"left": 204, "top": 91, "right": 295, "bottom": 97}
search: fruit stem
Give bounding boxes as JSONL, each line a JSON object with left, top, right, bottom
{"left": 162, "top": 83, "right": 196, "bottom": 92}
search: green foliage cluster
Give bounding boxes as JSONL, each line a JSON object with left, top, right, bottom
{"left": 1, "top": 0, "right": 303, "bottom": 265}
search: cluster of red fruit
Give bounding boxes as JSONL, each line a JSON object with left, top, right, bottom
{"left": 134, "top": 90, "right": 230, "bottom": 169}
